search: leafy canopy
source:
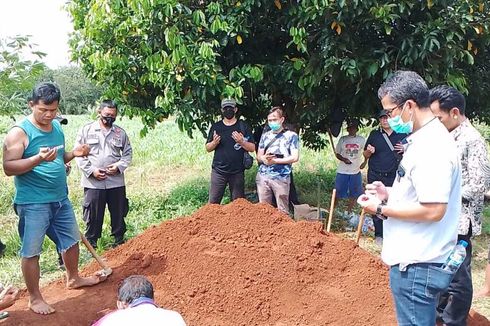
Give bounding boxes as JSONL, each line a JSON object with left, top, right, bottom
{"left": 68, "top": 0, "right": 490, "bottom": 148}
{"left": 0, "top": 36, "right": 45, "bottom": 116}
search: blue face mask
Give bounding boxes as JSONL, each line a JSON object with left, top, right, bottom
{"left": 268, "top": 122, "right": 281, "bottom": 131}
{"left": 387, "top": 106, "right": 413, "bottom": 134}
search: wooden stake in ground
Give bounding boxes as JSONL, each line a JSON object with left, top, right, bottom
{"left": 326, "top": 189, "right": 336, "bottom": 232}
{"left": 79, "top": 232, "right": 113, "bottom": 276}
{"left": 355, "top": 209, "right": 366, "bottom": 244}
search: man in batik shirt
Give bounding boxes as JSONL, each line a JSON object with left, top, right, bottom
{"left": 430, "top": 85, "right": 489, "bottom": 325}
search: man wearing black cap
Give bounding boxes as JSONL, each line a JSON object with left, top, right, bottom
{"left": 363, "top": 110, "right": 407, "bottom": 245}
{"left": 206, "top": 98, "right": 255, "bottom": 204}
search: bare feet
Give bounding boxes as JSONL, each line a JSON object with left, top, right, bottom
{"left": 474, "top": 288, "right": 490, "bottom": 299}
{"left": 66, "top": 271, "right": 108, "bottom": 289}
{"left": 28, "top": 298, "right": 55, "bottom": 315}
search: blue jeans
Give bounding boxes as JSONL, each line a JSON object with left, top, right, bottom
{"left": 390, "top": 263, "right": 454, "bottom": 326}
{"left": 15, "top": 198, "right": 80, "bottom": 258}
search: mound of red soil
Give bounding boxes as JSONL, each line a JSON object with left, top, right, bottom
{"left": 3, "top": 199, "right": 489, "bottom": 325}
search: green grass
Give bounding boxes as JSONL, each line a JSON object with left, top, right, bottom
{"left": 0, "top": 115, "right": 489, "bottom": 317}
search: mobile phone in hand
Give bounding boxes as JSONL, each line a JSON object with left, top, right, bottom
{"left": 50, "top": 145, "right": 64, "bottom": 151}
{"left": 99, "top": 169, "right": 107, "bottom": 175}
{"left": 275, "top": 153, "right": 284, "bottom": 158}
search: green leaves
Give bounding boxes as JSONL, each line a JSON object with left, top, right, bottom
{"left": 192, "top": 10, "right": 206, "bottom": 26}
{"left": 198, "top": 42, "right": 215, "bottom": 60}
{"left": 0, "top": 36, "right": 46, "bottom": 116}
{"left": 289, "top": 26, "right": 307, "bottom": 53}
{"left": 68, "top": 0, "right": 490, "bottom": 147}
{"left": 367, "top": 62, "right": 379, "bottom": 77}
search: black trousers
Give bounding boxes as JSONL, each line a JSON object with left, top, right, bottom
{"left": 83, "top": 186, "right": 128, "bottom": 242}
{"left": 367, "top": 169, "right": 396, "bottom": 238}
{"left": 209, "top": 169, "right": 245, "bottom": 204}
{"left": 437, "top": 232, "right": 473, "bottom": 326}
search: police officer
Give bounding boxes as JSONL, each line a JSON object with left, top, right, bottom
{"left": 75, "top": 100, "right": 132, "bottom": 249}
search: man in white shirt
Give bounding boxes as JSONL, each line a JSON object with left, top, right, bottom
{"left": 334, "top": 119, "right": 365, "bottom": 215}
{"left": 357, "top": 71, "right": 461, "bottom": 325}
{"left": 93, "top": 275, "right": 186, "bottom": 326}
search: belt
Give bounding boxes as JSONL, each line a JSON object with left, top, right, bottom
{"left": 392, "top": 262, "right": 443, "bottom": 272}
{"left": 371, "top": 170, "right": 396, "bottom": 178}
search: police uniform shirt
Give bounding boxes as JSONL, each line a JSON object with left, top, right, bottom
{"left": 75, "top": 120, "right": 132, "bottom": 189}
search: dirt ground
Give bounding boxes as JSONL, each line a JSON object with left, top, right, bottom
{"left": 2, "top": 199, "right": 489, "bottom": 325}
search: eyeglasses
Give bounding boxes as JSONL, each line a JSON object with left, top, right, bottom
{"left": 384, "top": 101, "right": 407, "bottom": 117}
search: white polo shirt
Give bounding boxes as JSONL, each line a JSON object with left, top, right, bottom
{"left": 382, "top": 118, "right": 461, "bottom": 267}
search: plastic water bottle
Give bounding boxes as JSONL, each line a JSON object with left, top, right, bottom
{"left": 441, "top": 240, "right": 468, "bottom": 273}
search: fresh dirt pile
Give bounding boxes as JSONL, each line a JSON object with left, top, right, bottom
{"left": 2, "top": 199, "right": 489, "bottom": 325}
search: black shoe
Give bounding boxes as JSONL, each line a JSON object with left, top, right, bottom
{"left": 112, "top": 237, "right": 125, "bottom": 248}
{"left": 0, "top": 241, "right": 6, "bottom": 256}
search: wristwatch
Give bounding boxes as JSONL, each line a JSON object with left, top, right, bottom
{"left": 376, "top": 203, "right": 388, "bottom": 220}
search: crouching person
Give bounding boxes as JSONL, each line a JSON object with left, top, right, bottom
{"left": 256, "top": 106, "right": 299, "bottom": 214}
{"left": 93, "top": 275, "right": 186, "bottom": 325}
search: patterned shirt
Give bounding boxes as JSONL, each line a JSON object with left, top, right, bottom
{"left": 258, "top": 129, "right": 299, "bottom": 179}
{"left": 452, "top": 119, "right": 489, "bottom": 236}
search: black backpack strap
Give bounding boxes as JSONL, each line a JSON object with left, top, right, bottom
{"left": 263, "top": 130, "right": 284, "bottom": 153}
{"left": 238, "top": 120, "right": 245, "bottom": 134}
{"left": 238, "top": 120, "right": 253, "bottom": 143}
{"left": 380, "top": 129, "right": 395, "bottom": 151}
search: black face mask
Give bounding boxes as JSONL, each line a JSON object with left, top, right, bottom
{"left": 222, "top": 107, "right": 235, "bottom": 119}
{"left": 101, "top": 116, "right": 116, "bottom": 127}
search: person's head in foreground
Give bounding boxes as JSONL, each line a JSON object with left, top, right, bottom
{"left": 117, "top": 275, "right": 154, "bottom": 309}
{"left": 94, "top": 275, "right": 186, "bottom": 326}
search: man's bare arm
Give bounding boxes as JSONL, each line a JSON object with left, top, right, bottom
{"left": 3, "top": 127, "right": 54, "bottom": 176}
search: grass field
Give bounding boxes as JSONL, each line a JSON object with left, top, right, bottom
{"left": 0, "top": 114, "right": 488, "bottom": 317}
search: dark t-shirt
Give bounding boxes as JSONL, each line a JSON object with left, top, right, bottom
{"left": 364, "top": 129, "right": 407, "bottom": 173}
{"left": 206, "top": 120, "right": 253, "bottom": 175}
